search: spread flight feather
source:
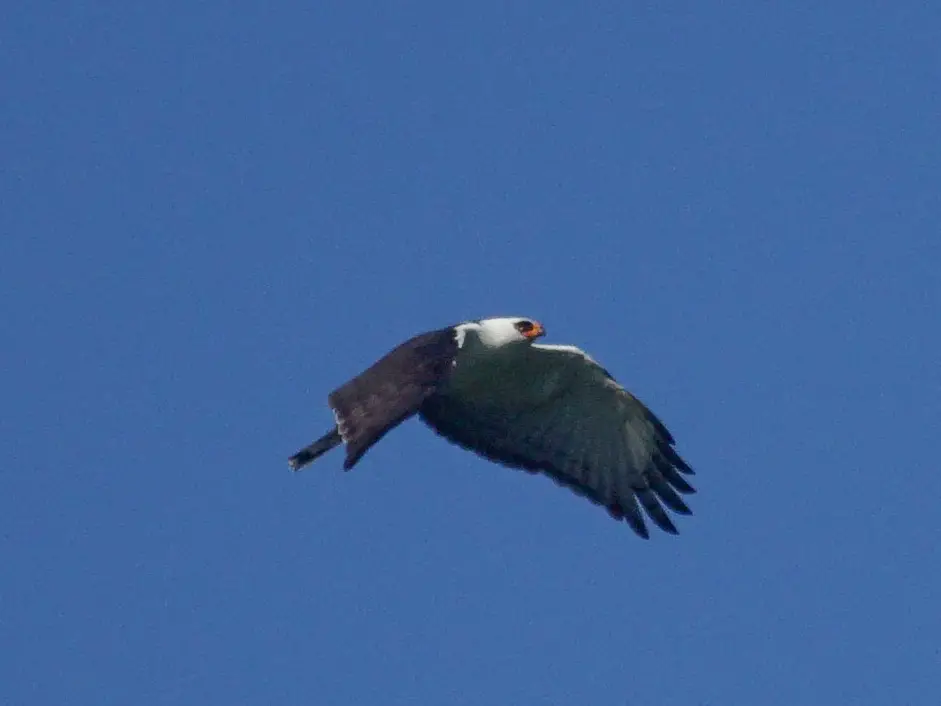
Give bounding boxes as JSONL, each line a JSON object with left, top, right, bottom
{"left": 289, "top": 317, "right": 695, "bottom": 539}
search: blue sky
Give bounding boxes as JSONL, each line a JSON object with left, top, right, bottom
{"left": 2, "top": 2, "right": 939, "bottom": 704}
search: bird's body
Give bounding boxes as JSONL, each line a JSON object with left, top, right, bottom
{"left": 289, "top": 317, "right": 695, "bottom": 539}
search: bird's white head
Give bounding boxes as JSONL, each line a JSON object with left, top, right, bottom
{"left": 457, "top": 316, "right": 546, "bottom": 349}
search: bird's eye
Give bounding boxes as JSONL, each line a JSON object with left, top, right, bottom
{"left": 515, "top": 321, "right": 534, "bottom": 334}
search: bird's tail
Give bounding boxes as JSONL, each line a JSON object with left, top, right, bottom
{"left": 288, "top": 428, "right": 343, "bottom": 471}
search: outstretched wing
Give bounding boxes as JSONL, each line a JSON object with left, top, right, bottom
{"left": 329, "top": 327, "right": 458, "bottom": 470}
{"left": 419, "top": 344, "right": 695, "bottom": 538}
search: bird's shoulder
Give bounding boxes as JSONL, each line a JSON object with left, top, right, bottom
{"left": 529, "top": 343, "right": 619, "bottom": 385}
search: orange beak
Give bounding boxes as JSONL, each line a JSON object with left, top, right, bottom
{"left": 524, "top": 321, "right": 546, "bottom": 339}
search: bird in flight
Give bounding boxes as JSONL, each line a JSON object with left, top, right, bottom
{"left": 288, "top": 316, "right": 695, "bottom": 538}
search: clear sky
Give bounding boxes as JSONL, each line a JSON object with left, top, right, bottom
{"left": 2, "top": 2, "right": 939, "bottom": 704}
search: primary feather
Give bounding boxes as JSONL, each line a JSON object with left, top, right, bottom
{"left": 289, "top": 316, "right": 695, "bottom": 539}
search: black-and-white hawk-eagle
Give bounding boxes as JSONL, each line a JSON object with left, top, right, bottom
{"left": 288, "top": 316, "right": 695, "bottom": 538}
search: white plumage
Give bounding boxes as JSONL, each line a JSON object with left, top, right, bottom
{"left": 289, "top": 316, "right": 695, "bottom": 538}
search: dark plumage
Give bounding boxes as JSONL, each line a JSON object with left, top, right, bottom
{"left": 289, "top": 317, "right": 695, "bottom": 539}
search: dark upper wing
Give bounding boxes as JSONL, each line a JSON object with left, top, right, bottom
{"left": 419, "top": 343, "right": 694, "bottom": 538}
{"left": 329, "top": 327, "right": 458, "bottom": 470}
